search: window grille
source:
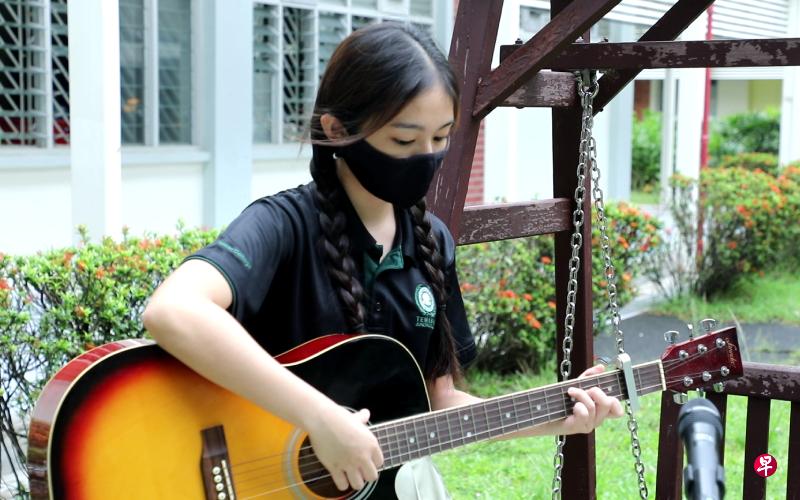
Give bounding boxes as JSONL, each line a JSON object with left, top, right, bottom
{"left": 51, "top": 0, "right": 69, "bottom": 145}
{"left": 120, "top": 0, "right": 145, "bottom": 144}
{"left": 282, "top": 7, "right": 315, "bottom": 143}
{"left": 158, "top": 0, "right": 192, "bottom": 144}
{"left": 1, "top": 1, "right": 48, "bottom": 146}
{"left": 254, "top": 1, "right": 436, "bottom": 144}
{"left": 254, "top": 3, "right": 280, "bottom": 143}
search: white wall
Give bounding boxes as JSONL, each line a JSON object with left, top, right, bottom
{"left": 252, "top": 158, "right": 313, "bottom": 200}
{"left": 0, "top": 168, "right": 73, "bottom": 253}
{"left": 715, "top": 80, "right": 749, "bottom": 118}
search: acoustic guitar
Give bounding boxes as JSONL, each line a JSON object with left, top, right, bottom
{"left": 27, "top": 327, "right": 742, "bottom": 499}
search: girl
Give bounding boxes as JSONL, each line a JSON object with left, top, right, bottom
{"left": 143, "top": 22, "right": 622, "bottom": 498}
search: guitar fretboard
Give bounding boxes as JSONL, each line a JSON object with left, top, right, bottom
{"left": 370, "top": 361, "right": 663, "bottom": 469}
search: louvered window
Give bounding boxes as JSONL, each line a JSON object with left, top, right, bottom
{"left": 119, "top": 0, "right": 193, "bottom": 145}
{"left": 253, "top": 0, "right": 436, "bottom": 144}
{"left": 1, "top": 0, "right": 69, "bottom": 147}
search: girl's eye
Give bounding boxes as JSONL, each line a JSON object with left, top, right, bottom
{"left": 433, "top": 136, "right": 448, "bottom": 143}
{"left": 393, "top": 138, "right": 414, "bottom": 146}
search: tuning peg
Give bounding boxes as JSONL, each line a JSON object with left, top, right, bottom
{"left": 673, "top": 393, "right": 689, "bottom": 405}
{"left": 713, "top": 382, "right": 725, "bottom": 393}
{"left": 686, "top": 323, "right": 695, "bottom": 339}
{"left": 701, "top": 318, "right": 717, "bottom": 334}
{"left": 664, "top": 330, "right": 679, "bottom": 345}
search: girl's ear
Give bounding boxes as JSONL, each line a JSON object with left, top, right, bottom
{"left": 320, "top": 113, "right": 348, "bottom": 141}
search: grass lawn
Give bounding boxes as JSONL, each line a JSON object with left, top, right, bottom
{"left": 433, "top": 370, "right": 792, "bottom": 499}
{"left": 630, "top": 189, "right": 660, "bottom": 206}
{"left": 651, "top": 272, "right": 800, "bottom": 326}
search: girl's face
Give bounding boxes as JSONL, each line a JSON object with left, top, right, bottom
{"left": 364, "top": 83, "right": 455, "bottom": 159}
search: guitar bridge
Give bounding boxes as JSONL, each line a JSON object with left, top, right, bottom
{"left": 201, "top": 425, "right": 237, "bottom": 500}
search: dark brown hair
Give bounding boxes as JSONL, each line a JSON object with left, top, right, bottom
{"left": 307, "top": 22, "right": 462, "bottom": 381}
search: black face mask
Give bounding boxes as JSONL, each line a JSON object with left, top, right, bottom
{"left": 338, "top": 139, "right": 447, "bottom": 208}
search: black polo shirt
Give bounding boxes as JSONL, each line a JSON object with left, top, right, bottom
{"left": 185, "top": 182, "right": 476, "bottom": 375}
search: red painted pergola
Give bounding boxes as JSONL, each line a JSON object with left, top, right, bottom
{"left": 427, "top": 1, "right": 800, "bottom": 498}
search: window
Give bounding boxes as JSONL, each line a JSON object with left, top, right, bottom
{"left": 120, "top": 0, "right": 193, "bottom": 145}
{"left": 0, "top": 0, "right": 70, "bottom": 147}
{"left": 253, "top": 0, "right": 436, "bottom": 145}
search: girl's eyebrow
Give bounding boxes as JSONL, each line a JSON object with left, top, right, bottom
{"left": 390, "top": 120, "right": 455, "bottom": 131}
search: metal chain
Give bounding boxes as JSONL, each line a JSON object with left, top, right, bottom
{"left": 551, "top": 71, "right": 648, "bottom": 499}
{"left": 585, "top": 71, "right": 649, "bottom": 499}
{"left": 550, "top": 71, "right": 596, "bottom": 500}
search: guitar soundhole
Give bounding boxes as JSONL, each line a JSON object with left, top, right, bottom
{"left": 298, "top": 436, "right": 356, "bottom": 498}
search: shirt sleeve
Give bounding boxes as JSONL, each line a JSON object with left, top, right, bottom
{"left": 184, "top": 197, "right": 295, "bottom": 325}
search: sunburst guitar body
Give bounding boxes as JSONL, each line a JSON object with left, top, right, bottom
{"left": 28, "top": 334, "right": 429, "bottom": 499}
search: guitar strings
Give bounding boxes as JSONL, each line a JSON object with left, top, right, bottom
{"left": 234, "top": 362, "right": 717, "bottom": 488}
{"left": 233, "top": 356, "right": 728, "bottom": 492}
{"left": 230, "top": 370, "right": 628, "bottom": 473}
{"left": 242, "top": 367, "right": 725, "bottom": 493}
{"left": 235, "top": 379, "right": 670, "bottom": 499}
{"left": 231, "top": 340, "right": 727, "bottom": 476}
{"left": 234, "top": 376, "right": 639, "bottom": 489}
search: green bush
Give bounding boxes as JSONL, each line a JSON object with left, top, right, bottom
{"left": 698, "top": 166, "right": 800, "bottom": 295}
{"left": 709, "top": 108, "right": 780, "bottom": 166}
{"left": 646, "top": 167, "right": 800, "bottom": 299}
{"left": 631, "top": 110, "right": 662, "bottom": 190}
{"left": 717, "top": 152, "right": 780, "bottom": 176}
{"left": 0, "top": 224, "right": 218, "bottom": 498}
{"left": 457, "top": 202, "right": 661, "bottom": 373}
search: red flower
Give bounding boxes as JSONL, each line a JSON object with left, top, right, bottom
{"left": 0, "top": 279, "right": 10, "bottom": 291}
{"left": 525, "top": 313, "right": 542, "bottom": 329}
{"left": 547, "top": 300, "right": 557, "bottom": 309}
{"left": 727, "top": 241, "right": 738, "bottom": 250}
{"left": 523, "top": 293, "right": 533, "bottom": 301}
{"left": 541, "top": 256, "right": 552, "bottom": 265}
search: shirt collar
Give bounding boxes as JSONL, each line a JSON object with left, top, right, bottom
{"left": 336, "top": 190, "right": 417, "bottom": 264}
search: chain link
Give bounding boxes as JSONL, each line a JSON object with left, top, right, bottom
{"left": 551, "top": 71, "right": 648, "bottom": 499}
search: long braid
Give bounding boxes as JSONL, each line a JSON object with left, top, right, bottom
{"left": 409, "top": 198, "right": 461, "bottom": 381}
{"left": 311, "top": 146, "right": 367, "bottom": 332}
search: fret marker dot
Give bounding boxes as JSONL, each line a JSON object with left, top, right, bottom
{"left": 430, "top": 432, "right": 435, "bottom": 438}
{"left": 467, "top": 431, "right": 472, "bottom": 437}
{"left": 606, "top": 387, "right": 612, "bottom": 393}
{"left": 536, "top": 405, "right": 541, "bottom": 411}
{"left": 409, "top": 437, "right": 415, "bottom": 444}
{"left": 505, "top": 412, "right": 511, "bottom": 419}
{"left": 463, "top": 415, "right": 469, "bottom": 421}
{"left": 570, "top": 397, "right": 576, "bottom": 402}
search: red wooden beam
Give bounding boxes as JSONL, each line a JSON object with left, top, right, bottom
{"left": 456, "top": 199, "right": 571, "bottom": 245}
{"left": 427, "top": 0, "right": 504, "bottom": 235}
{"left": 593, "top": 0, "right": 715, "bottom": 114}
{"left": 499, "top": 71, "right": 576, "bottom": 108}
{"left": 472, "top": 0, "right": 622, "bottom": 118}
{"left": 550, "top": 38, "right": 800, "bottom": 70}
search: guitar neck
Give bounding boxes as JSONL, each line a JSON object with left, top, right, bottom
{"left": 371, "top": 360, "right": 665, "bottom": 469}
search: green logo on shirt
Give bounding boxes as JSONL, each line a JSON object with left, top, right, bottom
{"left": 415, "top": 284, "right": 436, "bottom": 329}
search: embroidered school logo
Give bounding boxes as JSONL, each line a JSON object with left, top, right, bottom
{"left": 414, "top": 284, "right": 436, "bottom": 329}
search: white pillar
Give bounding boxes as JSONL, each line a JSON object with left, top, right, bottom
{"left": 197, "top": 0, "right": 253, "bottom": 227}
{"left": 660, "top": 69, "right": 677, "bottom": 204}
{"left": 594, "top": 78, "right": 633, "bottom": 201}
{"left": 674, "top": 15, "right": 708, "bottom": 180}
{"left": 67, "top": 0, "right": 121, "bottom": 243}
{"left": 779, "top": 0, "right": 800, "bottom": 165}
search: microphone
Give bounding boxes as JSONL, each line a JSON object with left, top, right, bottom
{"left": 678, "top": 398, "right": 725, "bottom": 500}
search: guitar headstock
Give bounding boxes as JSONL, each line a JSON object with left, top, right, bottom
{"left": 660, "top": 325, "right": 743, "bottom": 392}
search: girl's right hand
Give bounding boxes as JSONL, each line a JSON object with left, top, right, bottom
{"left": 306, "top": 406, "right": 384, "bottom": 491}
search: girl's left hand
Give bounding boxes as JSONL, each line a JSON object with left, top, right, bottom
{"left": 558, "top": 364, "right": 625, "bottom": 435}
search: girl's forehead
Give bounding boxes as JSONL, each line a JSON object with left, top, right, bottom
{"left": 388, "top": 85, "right": 455, "bottom": 131}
